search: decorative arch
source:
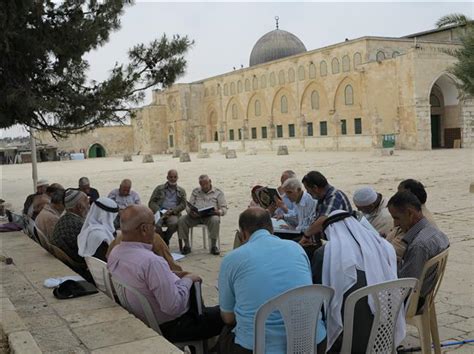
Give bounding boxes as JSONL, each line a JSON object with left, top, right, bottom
{"left": 230, "top": 82, "right": 236, "bottom": 95}
{"left": 246, "top": 93, "right": 268, "bottom": 120}
{"left": 320, "top": 61, "right": 327, "bottom": 76}
{"left": 271, "top": 87, "right": 297, "bottom": 117}
{"left": 332, "top": 76, "right": 360, "bottom": 111}
{"left": 331, "top": 58, "right": 340, "bottom": 74}
{"left": 88, "top": 143, "right": 106, "bottom": 158}
{"left": 309, "top": 63, "right": 316, "bottom": 79}
{"left": 206, "top": 108, "right": 219, "bottom": 142}
{"left": 278, "top": 70, "right": 285, "bottom": 85}
{"left": 252, "top": 76, "right": 258, "bottom": 90}
{"left": 260, "top": 74, "right": 267, "bottom": 88}
{"left": 344, "top": 85, "right": 353, "bottom": 105}
{"left": 224, "top": 98, "right": 244, "bottom": 122}
{"left": 342, "top": 55, "right": 350, "bottom": 72}
{"left": 298, "top": 65, "right": 305, "bottom": 80}
{"left": 376, "top": 50, "right": 385, "bottom": 61}
{"left": 288, "top": 68, "right": 295, "bottom": 83}
{"left": 300, "top": 81, "right": 330, "bottom": 113}
{"left": 237, "top": 80, "right": 243, "bottom": 93}
{"left": 245, "top": 78, "right": 251, "bottom": 91}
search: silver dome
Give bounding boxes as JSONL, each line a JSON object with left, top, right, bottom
{"left": 249, "top": 29, "right": 307, "bottom": 67}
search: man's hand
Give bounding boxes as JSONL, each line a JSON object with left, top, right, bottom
{"left": 299, "top": 235, "right": 314, "bottom": 247}
{"left": 275, "top": 214, "right": 284, "bottom": 220}
{"left": 164, "top": 210, "right": 173, "bottom": 217}
{"left": 189, "top": 210, "right": 200, "bottom": 218}
{"left": 213, "top": 207, "right": 222, "bottom": 216}
{"left": 184, "top": 273, "right": 202, "bottom": 283}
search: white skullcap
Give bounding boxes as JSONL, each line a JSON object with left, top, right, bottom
{"left": 353, "top": 187, "right": 377, "bottom": 207}
{"left": 36, "top": 179, "right": 49, "bottom": 187}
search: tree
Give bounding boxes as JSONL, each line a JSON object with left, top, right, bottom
{"left": 436, "top": 13, "right": 474, "bottom": 97}
{"left": 0, "top": 0, "right": 193, "bottom": 138}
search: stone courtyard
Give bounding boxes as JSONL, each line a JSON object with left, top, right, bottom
{"left": 1, "top": 148, "right": 473, "bottom": 352}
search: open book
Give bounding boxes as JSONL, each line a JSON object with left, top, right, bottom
{"left": 187, "top": 201, "right": 215, "bottom": 217}
{"left": 254, "top": 186, "right": 282, "bottom": 208}
{"left": 272, "top": 218, "right": 302, "bottom": 235}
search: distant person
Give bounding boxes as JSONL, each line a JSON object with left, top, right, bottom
{"left": 35, "top": 189, "right": 65, "bottom": 239}
{"left": 388, "top": 191, "right": 449, "bottom": 296}
{"left": 108, "top": 179, "right": 141, "bottom": 210}
{"left": 23, "top": 179, "right": 49, "bottom": 216}
{"left": 353, "top": 186, "right": 393, "bottom": 236}
{"left": 386, "top": 179, "right": 437, "bottom": 260}
{"left": 77, "top": 197, "right": 119, "bottom": 261}
{"left": 276, "top": 177, "right": 316, "bottom": 232}
{"left": 31, "top": 194, "right": 50, "bottom": 220}
{"left": 78, "top": 177, "right": 100, "bottom": 204}
{"left": 107, "top": 205, "right": 224, "bottom": 343}
{"left": 301, "top": 171, "right": 352, "bottom": 247}
{"left": 148, "top": 169, "right": 187, "bottom": 245}
{"left": 217, "top": 208, "right": 326, "bottom": 354}
{"left": 178, "top": 175, "right": 227, "bottom": 255}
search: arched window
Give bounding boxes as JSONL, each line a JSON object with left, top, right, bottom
{"left": 255, "top": 100, "right": 261, "bottom": 116}
{"left": 298, "top": 66, "right": 305, "bottom": 81}
{"left": 232, "top": 104, "right": 238, "bottom": 119}
{"left": 430, "top": 94, "right": 441, "bottom": 107}
{"left": 230, "top": 82, "right": 236, "bottom": 95}
{"left": 309, "top": 63, "right": 316, "bottom": 78}
{"left": 344, "top": 85, "right": 354, "bottom": 105}
{"left": 245, "top": 79, "right": 251, "bottom": 91}
{"left": 281, "top": 95, "right": 288, "bottom": 113}
{"left": 392, "top": 51, "right": 400, "bottom": 58}
{"left": 320, "top": 61, "right": 327, "bottom": 76}
{"left": 204, "top": 88, "right": 209, "bottom": 97}
{"left": 224, "top": 84, "right": 229, "bottom": 96}
{"left": 278, "top": 70, "right": 285, "bottom": 85}
{"left": 260, "top": 75, "right": 267, "bottom": 88}
{"left": 288, "top": 68, "right": 295, "bottom": 83}
{"left": 353, "top": 52, "right": 362, "bottom": 68}
{"left": 311, "top": 91, "right": 319, "bottom": 110}
{"left": 211, "top": 86, "right": 216, "bottom": 96}
{"left": 252, "top": 76, "right": 258, "bottom": 90}
{"left": 376, "top": 51, "right": 385, "bottom": 61}
{"left": 270, "top": 72, "right": 276, "bottom": 86}
{"left": 342, "top": 55, "right": 350, "bottom": 72}
{"left": 237, "top": 80, "right": 243, "bottom": 93}
{"left": 331, "top": 58, "right": 340, "bottom": 74}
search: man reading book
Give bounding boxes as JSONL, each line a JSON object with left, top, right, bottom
{"left": 177, "top": 174, "right": 227, "bottom": 255}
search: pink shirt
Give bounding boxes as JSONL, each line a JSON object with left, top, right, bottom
{"left": 107, "top": 241, "right": 193, "bottom": 324}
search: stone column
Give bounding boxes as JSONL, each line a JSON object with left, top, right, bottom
{"left": 414, "top": 97, "right": 432, "bottom": 150}
{"left": 268, "top": 115, "right": 275, "bottom": 151}
{"left": 461, "top": 97, "right": 474, "bottom": 148}
{"left": 299, "top": 114, "right": 306, "bottom": 151}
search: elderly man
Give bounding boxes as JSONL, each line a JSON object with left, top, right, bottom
{"left": 78, "top": 177, "right": 100, "bottom": 204}
{"left": 178, "top": 175, "right": 227, "bottom": 255}
{"left": 272, "top": 170, "right": 297, "bottom": 221}
{"left": 23, "top": 179, "right": 49, "bottom": 216}
{"left": 387, "top": 191, "right": 449, "bottom": 291}
{"left": 277, "top": 177, "right": 316, "bottom": 232}
{"left": 353, "top": 186, "right": 393, "bottom": 236}
{"left": 301, "top": 171, "right": 352, "bottom": 247}
{"left": 108, "top": 179, "right": 141, "bottom": 209}
{"left": 107, "top": 205, "right": 224, "bottom": 343}
{"left": 148, "top": 169, "right": 187, "bottom": 245}
{"left": 386, "top": 179, "right": 437, "bottom": 260}
{"left": 35, "top": 189, "right": 65, "bottom": 239}
{"left": 218, "top": 208, "right": 326, "bottom": 354}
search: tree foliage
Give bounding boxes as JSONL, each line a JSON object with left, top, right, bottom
{"left": 436, "top": 13, "right": 474, "bottom": 97}
{"left": 0, "top": 0, "right": 193, "bottom": 138}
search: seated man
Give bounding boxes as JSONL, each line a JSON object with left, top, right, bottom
{"left": 218, "top": 208, "right": 326, "bottom": 354}
{"left": 301, "top": 171, "right": 352, "bottom": 248}
{"left": 271, "top": 170, "right": 297, "bottom": 225}
{"left": 77, "top": 197, "right": 119, "bottom": 261}
{"left": 277, "top": 177, "right": 316, "bottom": 232}
{"left": 148, "top": 169, "right": 187, "bottom": 245}
{"left": 387, "top": 191, "right": 449, "bottom": 297}
{"left": 23, "top": 179, "right": 49, "bottom": 216}
{"left": 311, "top": 210, "right": 403, "bottom": 353}
{"left": 108, "top": 179, "right": 141, "bottom": 210}
{"left": 178, "top": 174, "right": 227, "bottom": 255}
{"left": 386, "top": 179, "right": 437, "bottom": 260}
{"left": 107, "top": 205, "right": 224, "bottom": 343}
{"left": 353, "top": 186, "right": 393, "bottom": 236}
{"left": 35, "top": 189, "right": 65, "bottom": 239}
{"left": 78, "top": 177, "right": 100, "bottom": 204}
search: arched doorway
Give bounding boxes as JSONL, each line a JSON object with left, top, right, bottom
{"left": 88, "top": 143, "right": 106, "bottom": 158}
{"left": 207, "top": 111, "right": 218, "bottom": 142}
{"left": 429, "top": 74, "right": 460, "bottom": 148}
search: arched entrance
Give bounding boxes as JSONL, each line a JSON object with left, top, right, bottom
{"left": 429, "top": 74, "right": 460, "bottom": 148}
{"left": 88, "top": 143, "right": 106, "bottom": 158}
{"left": 207, "top": 111, "right": 218, "bottom": 142}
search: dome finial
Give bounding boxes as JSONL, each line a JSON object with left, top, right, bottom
{"left": 275, "top": 16, "right": 279, "bottom": 30}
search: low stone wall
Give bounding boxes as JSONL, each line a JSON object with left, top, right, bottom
{"left": 0, "top": 231, "right": 182, "bottom": 354}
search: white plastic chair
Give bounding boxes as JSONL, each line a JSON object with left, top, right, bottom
{"left": 190, "top": 224, "right": 221, "bottom": 250}
{"left": 254, "top": 284, "right": 334, "bottom": 354}
{"left": 84, "top": 256, "right": 115, "bottom": 301}
{"left": 340, "top": 278, "right": 418, "bottom": 353}
{"left": 111, "top": 276, "right": 205, "bottom": 354}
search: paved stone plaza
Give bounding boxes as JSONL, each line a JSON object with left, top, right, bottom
{"left": 1, "top": 149, "right": 473, "bottom": 352}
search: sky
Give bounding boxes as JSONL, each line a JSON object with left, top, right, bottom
{"left": 2, "top": 1, "right": 472, "bottom": 138}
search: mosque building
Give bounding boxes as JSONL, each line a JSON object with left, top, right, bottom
{"left": 39, "top": 21, "right": 473, "bottom": 157}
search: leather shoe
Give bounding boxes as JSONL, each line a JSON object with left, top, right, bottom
{"left": 210, "top": 246, "right": 220, "bottom": 255}
{"left": 181, "top": 246, "right": 191, "bottom": 255}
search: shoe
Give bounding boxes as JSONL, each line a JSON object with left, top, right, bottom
{"left": 181, "top": 246, "right": 191, "bottom": 255}
{"left": 6, "top": 210, "right": 13, "bottom": 223}
{"left": 210, "top": 246, "right": 220, "bottom": 255}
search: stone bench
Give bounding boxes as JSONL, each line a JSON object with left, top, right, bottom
{"left": 0, "top": 231, "right": 182, "bottom": 354}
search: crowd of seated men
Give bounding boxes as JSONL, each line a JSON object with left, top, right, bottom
{"left": 12, "top": 168, "right": 448, "bottom": 353}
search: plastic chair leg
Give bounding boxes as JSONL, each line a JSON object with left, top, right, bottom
{"left": 430, "top": 303, "right": 441, "bottom": 354}
{"left": 203, "top": 227, "right": 207, "bottom": 249}
{"left": 415, "top": 312, "right": 432, "bottom": 354}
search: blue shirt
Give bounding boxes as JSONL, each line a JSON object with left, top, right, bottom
{"left": 219, "top": 229, "right": 326, "bottom": 352}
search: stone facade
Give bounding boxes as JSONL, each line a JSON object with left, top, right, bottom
{"left": 38, "top": 25, "right": 473, "bottom": 156}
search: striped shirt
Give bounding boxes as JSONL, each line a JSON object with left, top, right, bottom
{"left": 315, "top": 185, "right": 352, "bottom": 219}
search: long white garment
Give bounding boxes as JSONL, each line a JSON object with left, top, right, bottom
{"left": 322, "top": 210, "right": 404, "bottom": 351}
{"left": 77, "top": 197, "right": 118, "bottom": 257}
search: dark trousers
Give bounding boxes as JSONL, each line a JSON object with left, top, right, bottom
{"left": 160, "top": 305, "right": 224, "bottom": 343}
